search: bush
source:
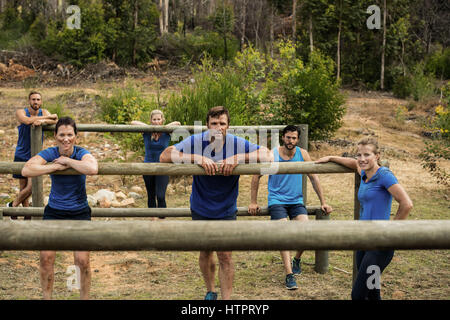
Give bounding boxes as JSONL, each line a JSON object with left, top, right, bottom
{"left": 165, "top": 50, "right": 263, "bottom": 126}
{"left": 265, "top": 41, "right": 345, "bottom": 140}
{"left": 425, "top": 47, "right": 450, "bottom": 80}
{"left": 393, "top": 75, "right": 413, "bottom": 99}
{"left": 98, "top": 81, "right": 155, "bottom": 154}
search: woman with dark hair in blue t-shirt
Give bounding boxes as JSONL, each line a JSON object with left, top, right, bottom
{"left": 316, "top": 137, "right": 413, "bottom": 300}
{"left": 131, "top": 110, "right": 180, "bottom": 212}
{"left": 22, "top": 117, "right": 98, "bottom": 300}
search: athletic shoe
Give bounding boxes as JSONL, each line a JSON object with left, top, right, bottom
{"left": 6, "top": 202, "right": 17, "bottom": 220}
{"left": 292, "top": 257, "right": 302, "bottom": 275}
{"left": 285, "top": 273, "right": 298, "bottom": 290}
{"left": 204, "top": 291, "right": 218, "bottom": 300}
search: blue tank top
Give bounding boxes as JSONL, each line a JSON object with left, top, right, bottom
{"left": 268, "top": 146, "right": 304, "bottom": 206}
{"left": 15, "top": 108, "right": 43, "bottom": 160}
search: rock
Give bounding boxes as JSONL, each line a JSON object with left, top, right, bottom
{"left": 111, "top": 200, "right": 122, "bottom": 207}
{"left": 99, "top": 199, "right": 111, "bottom": 208}
{"left": 128, "top": 192, "right": 141, "bottom": 199}
{"left": 0, "top": 193, "right": 10, "bottom": 200}
{"left": 130, "top": 186, "right": 143, "bottom": 193}
{"left": 115, "top": 191, "right": 127, "bottom": 200}
{"left": 92, "top": 189, "right": 116, "bottom": 203}
{"left": 87, "top": 195, "right": 97, "bottom": 207}
{"left": 120, "top": 198, "right": 135, "bottom": 207}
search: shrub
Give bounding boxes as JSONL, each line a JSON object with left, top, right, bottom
{"left": 265, "top": 41, "right": 345, "bottom": 140}
{"left": 393, "top": 75, "right": 413, "bottom": 99}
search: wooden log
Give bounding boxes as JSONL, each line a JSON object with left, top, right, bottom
{"left": 41, "top": 124, "right": 290, "bottom": 133}
{"left": 0, "top": 161, "right": 355, "bottom": 176}
{"left": 0, "top": 220, "right": 448, "bottom": 251}
{"left": 1, "top": 206, "right": 323, "bottom": 217}
{"left": 30, "top": 126, "right": 44, "bottom": 209}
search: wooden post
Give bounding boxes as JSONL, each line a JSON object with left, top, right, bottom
{"left": 30, "top": 126, "right": 44, "bottom": 212}
{"left": 352, "top": 172, "right": 361, "bottom": 284}
{"left": 314, "top": 209, "right": 330, "bottom": 274}
{"left": 298, "top": 124, "right": 308, "bottom": 205}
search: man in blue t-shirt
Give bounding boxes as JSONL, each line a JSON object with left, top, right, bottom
{"left": 249, "top": 125, "right": 332, "bottom": 290}
{"left": 160, "top": 106, "right": 272, "bottom": 300}
{"left": 7, "top": 91, "right": 58, "bottom": 219}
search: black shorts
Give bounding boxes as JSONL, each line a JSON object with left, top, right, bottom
{"left": 43, "top": 205, "right": 92, "bottom": 221}
{"left": 12, "top": 155, "right": 28, "bottom": 179}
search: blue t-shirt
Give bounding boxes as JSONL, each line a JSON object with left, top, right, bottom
{"left": 358, "top": 166, "right": 398, "bottom": 220}
{"left": 268, "top": 146, "right": 304, "bottom": 206}
{"left": 175, "top": 131, "right": 260, "bottom": 218}
{"left": 143, "top": 132, "right": 170, "bottom": 163}
{"left": 15, "top": 108, "right": 43, "bottom": 160}
{"left": 38, "top": 146, "right": 90, "bottom": 211}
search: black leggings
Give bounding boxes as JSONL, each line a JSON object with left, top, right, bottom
{"left": 351, "top": 250, "right": 394, "bottom": 300}
{"left": 142, "top": 175, "right": 169, "bottom": 208}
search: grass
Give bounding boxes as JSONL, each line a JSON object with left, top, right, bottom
{"left": 0, "top": 85, "right": 449, "bottom": 300}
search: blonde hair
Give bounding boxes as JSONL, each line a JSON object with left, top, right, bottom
{"left": 357, "top": 137, "right": 381, "bottom": 165}
{"left": 150, "top": 109, "right": 165, "bottom": 122}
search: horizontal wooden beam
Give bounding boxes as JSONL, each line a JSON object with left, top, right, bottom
{"left": 0, "top": 220, "right": 448, "bottom": 251}
{"left": 1, "top": 206, "right": 323, "bottom": 217}
{"left": 42, "top": 124, "right": 292, "bottom": 133}
{"left": 0, "top": 161, "right": 354, "bottom": 176}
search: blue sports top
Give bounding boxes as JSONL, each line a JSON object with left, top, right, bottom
{"left": 268, "top": 146, "right": 304, "bottom": 206}
{"left": 358, "top": 166, "right": 398, "bottom": 220}
{"left": 143, "top": 132, "right": 170, "bottom": 163}
{"left": 38, "top": 146, "right": 91, "bottom": 211}
{"left": 175, "top": 131, "right": 260, "bottom": 218}
{"left": 15, "top": 108, "right": 43, "bottom": 160}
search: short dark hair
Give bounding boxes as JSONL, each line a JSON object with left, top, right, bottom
{"left": 282, "top": 125, "right": 300, "bottom": 138}
{"left": 55, "top": 117, "right": 77, "bottom": 135}
{"left": 206, "top": 106, "right": 230, "bottom": 125}
{"left": 28, "top": 91, "right": 41, "bottom": 99}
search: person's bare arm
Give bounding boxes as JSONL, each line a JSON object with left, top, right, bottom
{"left": 160, "top": 146, "right": 218, "bottom": 176}
{"left": 388, "top": 184, "right": 413, "bottom": 220}
{"left": 16, "top": 109, "right": 57, "bottom": 126}
{"left": 22, "top": 155, "right": 67, "bottom": 177}
{"left": 316, "top": 155, "right": 360, "bottom": 175}
{"left": 302, "top": 150, "right": 333, "bottom": 214}
{"left": 248, "top": 175, "right": 262, "bottom": 215}
{"left": 53, "top": 154, "right": 98, "bottom": 175}
{"left": 130, "top": 120, "right": 147, "bottom": 126}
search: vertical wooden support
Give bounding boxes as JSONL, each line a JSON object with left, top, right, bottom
{"left": 298, "top": 124, "right": 308, "bottom": 205}
{"left": 31, "top": 126, "right": 44, "bottom": 215}
{"left": 352, "top": 172, "right": 361, "bottom": 284}
{"left": 314, "top": 209, "right": 330, "bottom": 274}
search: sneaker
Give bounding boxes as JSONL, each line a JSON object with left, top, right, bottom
{"left": 6, "top": 202, "right": 17, "bottom": 220}
{"left": 285, "top": 273, "right": 298, "bottom": 290}
{"left": 292, "top": 257, "right": 302, "bottom": 275}
{"left": 204, "top": 291, "right": 218, "bottom": 300}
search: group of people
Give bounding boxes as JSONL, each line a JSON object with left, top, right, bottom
{"left": 8, "top": 92, "right": 413, "bottom": 300}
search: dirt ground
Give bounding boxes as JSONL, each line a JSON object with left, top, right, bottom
{"left": 0, "top": 82, "right": 449, "bottom": 300}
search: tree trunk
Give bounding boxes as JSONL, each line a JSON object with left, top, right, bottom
{"left": 164, "top": 0, "right": 169, "bottom": 33}
{"left": 240, "top": 0, "right": 247, "bottom": 51}
{"left": 292, "top": 0, "right": 297, "bottom": 41}
{"left": 132, "top": 0, "right": 138, "bottom": 66}
{"left": 309, "top": 14, "right": 314, "bottom": 53}
{"left": 159, "top": 0, "right": 164, "bottom": 35}
{"left": 270, "top": 3, "right": 274, "bottom": 58}
{"left": 380, "top": 0, "right": 386, "bottom": 90}
{"left": 223, "top": 3, "right": 228, "bottom": 62}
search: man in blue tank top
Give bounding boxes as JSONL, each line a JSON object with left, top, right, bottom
{"left": 7, "top": 92, "right": 58, "bottom": 219}
{"left": 249, "top": 125, "right": 333, "bottom": 290}
{"left": 160, "top": 106, "right": 273, "bottom": 300}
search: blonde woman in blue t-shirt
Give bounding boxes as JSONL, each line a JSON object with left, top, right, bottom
{"left": 316, "top": 137, "right": 413, "bottom": 300}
